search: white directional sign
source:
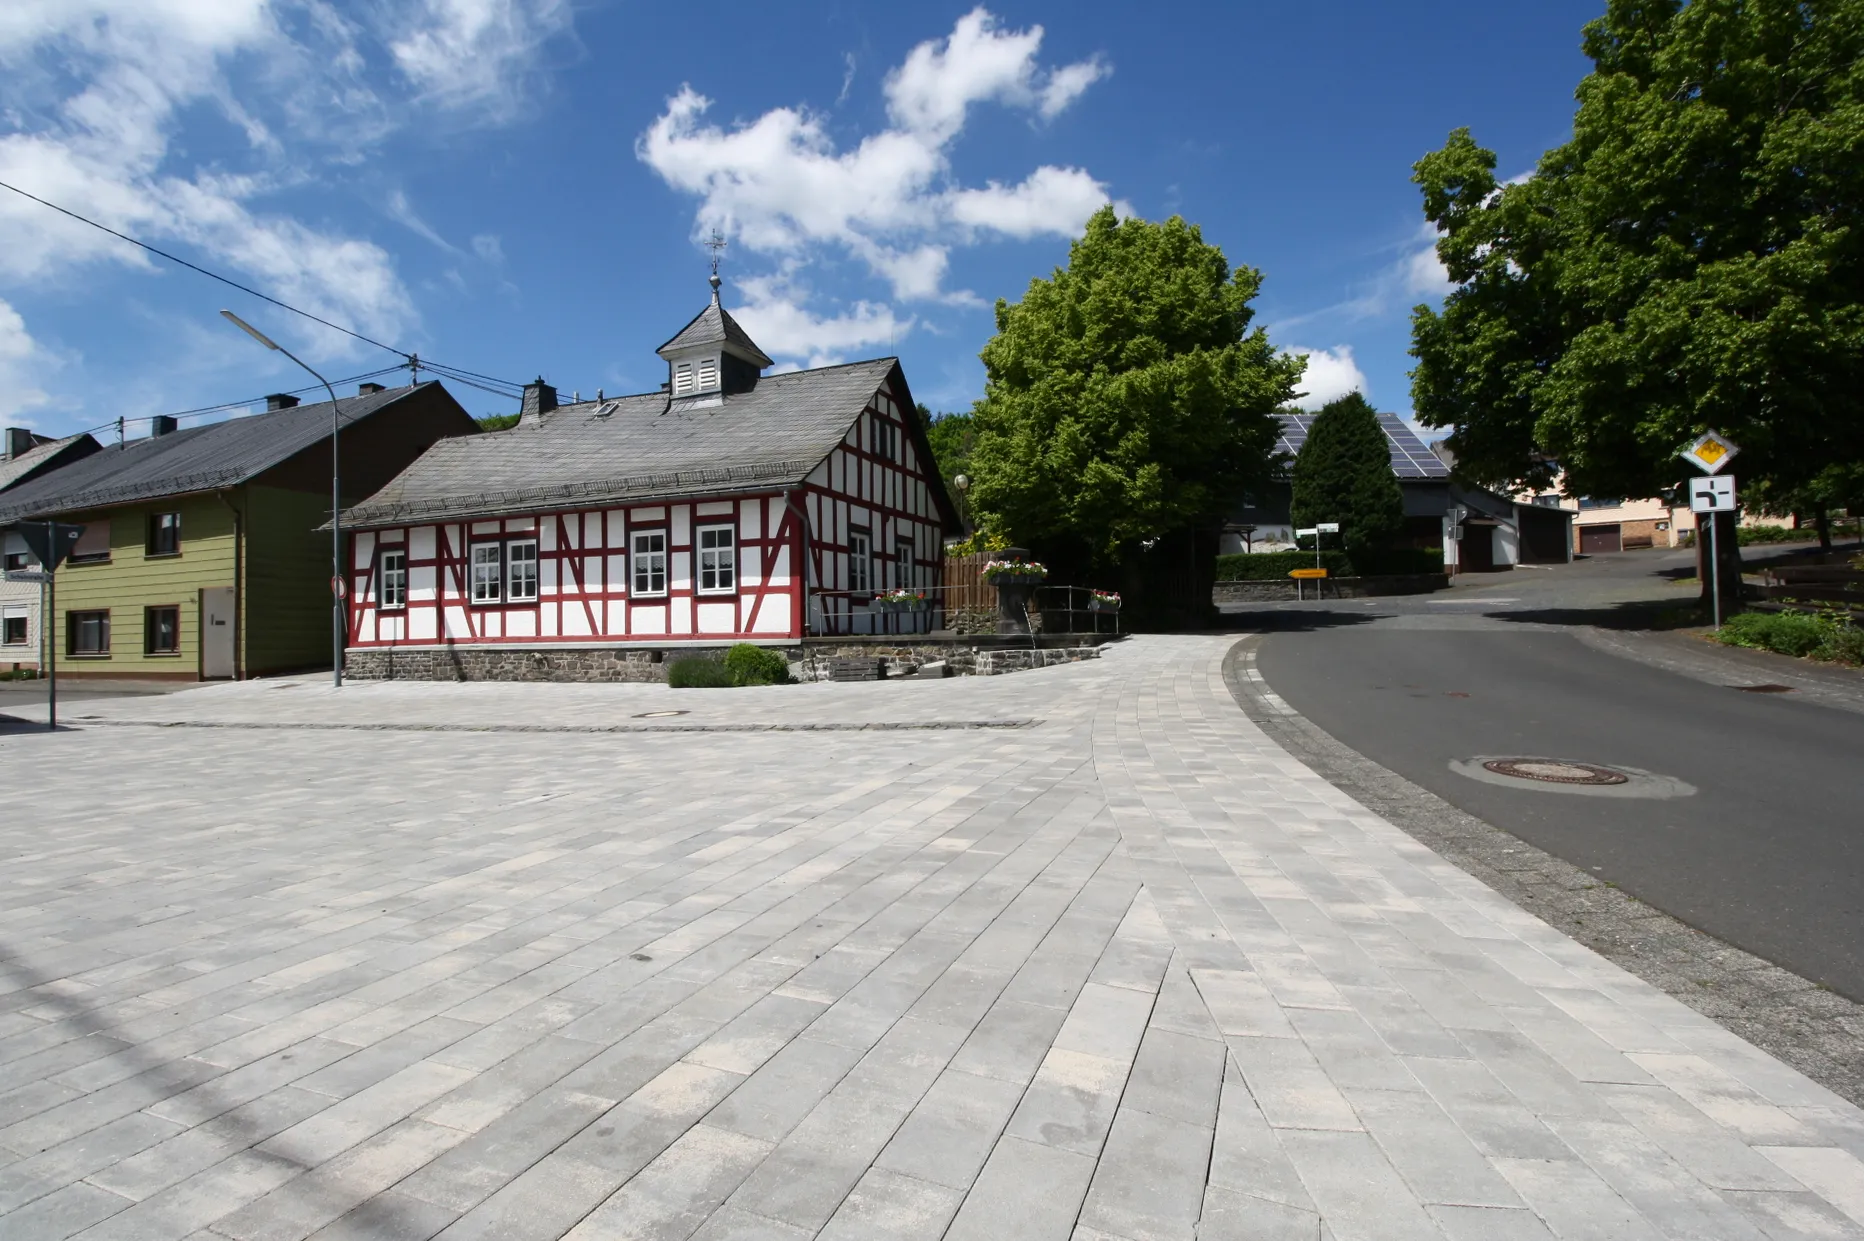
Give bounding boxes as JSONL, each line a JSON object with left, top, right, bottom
{"left": 1295, "top": 527, "right": 1319, "bottom": 538}
{"left": 1689, "top": 474, "right": 1736, "bottom": 513}
{"left": 1316, "top": 522, "right": 1341, "bottom": 533}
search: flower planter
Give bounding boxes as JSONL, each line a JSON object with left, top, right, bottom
{"left": 1088, "top": 597, "right": 1121, "bottom": 612}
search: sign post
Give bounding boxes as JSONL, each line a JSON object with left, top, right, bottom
{"left": 1679, "top": 431, "right": 1741, "bottom": 629}
{"left": 13, "top": 521, "right": 86, "bottom": 731}
{"left": 1689, "top": 475, "right": 1737, "bottom": 628}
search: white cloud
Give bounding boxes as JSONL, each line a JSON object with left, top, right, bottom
{"left": 0, "top": 0, "right": 567, "bottom": 412}
{"left": 388, "top": 189, "right": 459, "bottom": 254}
{"left": 388, "top": 0, "right": 571, "bottom": 121}
{"left": 638, "top": 7, "right": 1112, "bottom": 357}
{"left": 471, "top": 233, "right": 505, "bottom": 264}
{"left": 732, "top": 274, "right": 912, "bottom": 370}
{"left": 0, "top": 297, "right": 53, "bottom": 421}
{"left": 1288, "top": 346, "right": 1368, "bottom": 410}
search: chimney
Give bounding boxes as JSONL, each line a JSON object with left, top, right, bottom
{"left": 3, "top": 427, "right": 35, "bottom": 460}
{"left": 149, "top": 415, "right": 178, "bottom": 438}
{"left": 358, "top": 382, "right": 386, "bottom": 395}
{"left": 265, "top": 393, "right": 300, "bottom": 411}
{"left": 521, "top": 377, "right": 558, "bottom": 418}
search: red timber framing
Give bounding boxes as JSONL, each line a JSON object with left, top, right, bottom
{"left": 344, "top": 379, "right": 952, "bottom": 650}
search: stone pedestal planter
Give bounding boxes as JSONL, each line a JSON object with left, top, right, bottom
{"left": 992, "top": 579, "right": 1039, "bottom": 634}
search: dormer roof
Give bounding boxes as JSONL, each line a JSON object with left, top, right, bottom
{"left": 656, "top": 289, "right": 773, "bottom": 369}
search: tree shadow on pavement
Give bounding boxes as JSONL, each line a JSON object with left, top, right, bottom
{"left": 1211, "top": 607, "right": 1389, "bottom": 634}
{"left": 1486, "top": 600, "right": 1708, "bottom": 631}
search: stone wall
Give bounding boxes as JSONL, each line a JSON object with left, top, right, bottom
{"left": 346, "top": 637, "right": 1112, "bottom": 683}
{"left": 1213, "top": 573, "right": 1449, "bottom": 603}
{"left": 346, "top": 646, "right": 678, "bottom": 683}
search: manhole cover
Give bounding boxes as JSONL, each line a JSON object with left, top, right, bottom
{"left": 633, "top": 709, "right": 689, "bottom": 719}
{"left": 1731, "top": 684, "right": 1794, "bottom": 694}
{"left": 1481, "top": 758, "right": 1629, "bottom": 786}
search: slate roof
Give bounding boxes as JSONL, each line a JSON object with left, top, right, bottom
{"left": 1275, "top": 411, "right": 1451, "bottom": 480}
{"left": 656, "top": 296, "right": 774, "bottom": 368}
{"left": 0, "top": 384, "right": 435, "bottom": 523}
{"left": 342, "top": 358, "right": 914, "bottom": 529}
{"left": 0, "top": 434, "right": 100, "bottom": 495}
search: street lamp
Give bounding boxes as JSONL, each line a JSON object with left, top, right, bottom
{"left": 220, "top": 310, "right": 344, "bottom": 689}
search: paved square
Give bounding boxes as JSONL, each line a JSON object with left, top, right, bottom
{"left": 3, "top": 636, "right": 1862, "bottom": 1239}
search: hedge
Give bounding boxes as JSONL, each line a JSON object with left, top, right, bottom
{"left": 1716, "top": 610, "right": 1864, "bottom": 665}
{"left": 1214, "top": 547, "right": 1442, "bottom": 581}
{"left": 724, "top": 643, "right": 791, "bottom": 685}
{"left": 666, "top": 656, "right": 734, "bottom": 688}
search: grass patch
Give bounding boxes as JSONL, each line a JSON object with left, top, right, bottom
{"left": 1715, "top": 610, "right": 1864, "bottom": 665}
{"left": 666, "top": 657, "right": 734, "bottom": 688}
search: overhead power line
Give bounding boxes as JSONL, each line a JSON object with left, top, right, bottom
{"left": 0, "top": 178, "right": 536, "bottom": 401}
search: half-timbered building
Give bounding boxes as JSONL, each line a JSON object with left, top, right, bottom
{"left": 339, "top": 284, "right": 961, "bottom": 678}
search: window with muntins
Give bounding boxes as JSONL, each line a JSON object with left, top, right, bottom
{"left": 378, "top": 549, "right": 408, "bottom": 609}
{"left": 632, "top": 530, "right": 667, "bottom": 596}
{"left": 68, "top": 610, "right": 109, "bottom": 656}
{"left": 144, "top": 606, "right": 180, "bottom": 654}
{"left": 697, "top": 526, "right": 735, "bottom": 593}
{"left": 147, "top": 512, "right": 180, "bottom": 557}
{"left": 470, "top": 543, "right": 503, "bottom": 603}
{"left": 506, "top": 540, "right": 538, "bottom": 602}
{"left": 848, "top": 530, "right": 872, "bottom": 593}
{"left": 896, "top": 538, "right": 915, "bottom": 589}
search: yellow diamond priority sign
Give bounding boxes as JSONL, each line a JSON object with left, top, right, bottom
{"left": 1681, "top": 430, "right": 1739, "bottom": 474}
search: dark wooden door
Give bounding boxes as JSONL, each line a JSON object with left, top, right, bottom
{"left": 1579, "top": 525, "right": 1622, "bottom": 554}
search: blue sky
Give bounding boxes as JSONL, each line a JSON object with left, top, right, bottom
{"left": 0, "top": 1, "right": 1602, "bottom": 439}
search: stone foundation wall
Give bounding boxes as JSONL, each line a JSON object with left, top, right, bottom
{"left": 346, "top": 646, "right": 685, "bottom": 683}
{"left": 346, "top": 638, "right": 1110, "bottom": 683}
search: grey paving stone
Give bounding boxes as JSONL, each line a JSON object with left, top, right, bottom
{"left": 946, "top": 998, "right": 1068, "bottom": 1086}
{"left": 943, "top": 1134, "right": 1096, "bottom": 1241}
{"left": 562, "top": 1123, "right": 771, "bottom": 1241}
{"left": 1195, "top": 1186, "right": 1320, "bottom": 1241}
{"left": 874, "top": 1068, "right": 1023, "bottom": 1190}
{"left": 814, "top": 1166, "right": 962, "bottom": 1241}
{"left": 1345, "top": 1086, "right": 1521, "bottom": 1208}
{"left": 1427, "top": 1204, "right": 1558, "bottom": 1240}
{"left": 1491, "top": 1156, "right": 1667, "bottom": 1241}
{"left": 702, "top": 1036, "right": 865, "bottom": 1144}
{"left": 1077, "top": 1108, "right": 1211, "bottom": 1241}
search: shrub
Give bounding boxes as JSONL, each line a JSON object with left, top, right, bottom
{"left": 1716, "top": 610, "right": 1837, "bottom": 659}
{"left": 666, "top": 656, "right": 734, "bottom": 688}
{"left": 723, "top": 643, "right": 791, "bottom": 686}
{"left": 1355, "top": 546, "right": 1445, "bottom": 576}
{"left": 1737, "top": 523, "right": 1816, "bottom": 545}
{"left": 1215, "top": 550, "right": 1353, "bottom": 581}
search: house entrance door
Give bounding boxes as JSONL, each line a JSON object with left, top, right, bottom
{"left": 201, "top": 586, "right": 235, "bottom": 678}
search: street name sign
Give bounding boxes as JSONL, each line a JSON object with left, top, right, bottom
{"left": 4, "top": 569, "right": 52, "bottom": 584}
{"left": 1295, "top": 527, "right": 1318, "bottom": 538}
{"left": 1316, "top": 522, "right": 1341, "bottom": 533}
{"left": 1690, "top": 475, "right": 1737, "bottom": 513}
{"left": 1681, "top": 430, "right": 1740, "bottom": 474}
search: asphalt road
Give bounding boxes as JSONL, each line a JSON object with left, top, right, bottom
{"left": 1240, "top": 546, "right": 1864, "bottom": 1001}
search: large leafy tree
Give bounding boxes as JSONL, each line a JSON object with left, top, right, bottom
{"left": 1410, "top": 0, "right": 1864, "bottom": 532}
{"left": 1290, "top": 393, "right": 1405, "bottom": 558}
{"left": 967, "top": 207, "right": 1302, "bottom": 620}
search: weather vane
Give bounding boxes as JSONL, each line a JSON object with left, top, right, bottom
{"left": 704, "top": 229, "right": 727, "bottom": 292}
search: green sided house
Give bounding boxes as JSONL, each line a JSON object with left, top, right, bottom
{"left": 0, "top": 381, "right": 478, "bottom": 680}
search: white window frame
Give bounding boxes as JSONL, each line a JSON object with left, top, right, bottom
{"left": 505, "top": 539, "right": 539, "bottom": 603}
{"left": 1, "top": 606, "right": 26, "bottom": 647}
{"left": 848, "top": 529, "right": 872, "bottom": 593}
{"left": 673, "top": 362, "right": 694, "bottom": 395}
{"left": 632, "top": 530, "right": 668, "bottom": 597}
{"left": 895, "top": 537, "right": 915, "bottom": 590}
{"left": 697, "top": 357, "right": 719, "bottom": 390}
{"left": 696, "top": 524, "right": 735, "bottom": 594}
{"left": 377, "top": 549, "right": 407, "bottom": 610}
{"left": 470, "top": 543, "right": 503, "bottom": 604}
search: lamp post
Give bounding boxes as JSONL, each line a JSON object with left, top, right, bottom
{"left": 220, "top": 310, "right": 343, "bottom": 689}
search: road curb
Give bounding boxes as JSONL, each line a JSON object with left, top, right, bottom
{"left": 1221, "top": 633, "right": 1864, "bottom": 1107}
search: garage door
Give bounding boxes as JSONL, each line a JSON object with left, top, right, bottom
{"left": 1579, "top": 524, "right": 1622, "bottom": 554}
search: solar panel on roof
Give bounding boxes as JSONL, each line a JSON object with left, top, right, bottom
{"left": 1273, "top": 411, "right": 1448, "bottom": 480}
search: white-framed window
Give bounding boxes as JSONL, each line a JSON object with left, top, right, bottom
{"left": 896, "top": 538, "right": 915, "bottom": 589}
{"left": 506, "top": 539, "right": 538, "bottom": 602}
{"left": 870, "top": 416, "right": 897, "bottom": 462}
{"left": 378, "top": 549, "right": 407, "bottom": 610}
{"left": 673, "top": 363, "right": 694, "bottom": 395}
{"left": 697, "top": 357, "right": 718, "bottom": 390}
{"left": 470, "top": 543, "right": 502, "bottom": 603}
{"left": 697, "top": 525, "right": 735, "bottom": 593}
{"left": 632, "top": 530, "right": 667, "bottom": 596}
{"left": 1, "top": 606, "right": 25, "bottom": 646}
{"left": 848, "top": 529, "right": 872, "bottom": 593}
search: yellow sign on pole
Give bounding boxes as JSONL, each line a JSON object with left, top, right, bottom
{"left": 1681, "top": 430, "right": 1739, "bottom": 474}
{"left": 1289, "top": 568, "right": 1329, "bottom": 579}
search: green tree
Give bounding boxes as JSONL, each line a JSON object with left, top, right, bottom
{"left": 1289, "top": 393, "right": 1404, "bottom": 558}
{"left": 967, "top": 206, "right": 1303, "bottom": 623}
{"left": 1410, "top": 0, "right": 1864, "bottom": 600}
